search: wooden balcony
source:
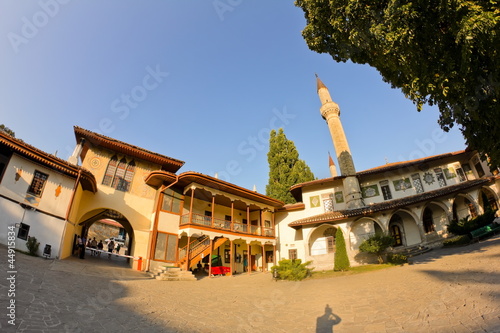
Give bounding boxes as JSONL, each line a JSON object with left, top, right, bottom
{"left": 180, "top": 213, "right": 275, "bottom": 237}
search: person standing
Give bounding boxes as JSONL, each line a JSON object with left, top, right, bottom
{"left": 107, "top": 240, "right": 115, "bottom": 258}
{"left": 97, "top": 240, "right": 104, "bottom": 257}
{"left": 80, "top": 235, "right": 86, "bottom": 259}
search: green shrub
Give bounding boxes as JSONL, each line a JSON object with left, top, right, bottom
{"left": 386, "top": 253, "right": 408, "bottom": 265}
{"left": 26, "top": 236, "right": 40, "bottom": 256}
{"left": 358, "top": 234, "right": 395, "bottom": 264}
{"left": 271, "top": 259, "right": 313, "bottom": 281}
{"left": 443, "top": 235, "right": 471, "bottom": 247}
{"left": 334, "top": 227, "right": 350, "bottom": 271}
{"left": 447, "top": 209, "right": 496, "bottom": 235}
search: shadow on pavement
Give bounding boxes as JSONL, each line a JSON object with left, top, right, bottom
{"left": 409, "top": 234, "right": 500, "bottom": 265}
{"left": 315, "top": 304, "right": 341, "bottom": 333}
{"left": 0, "top": 245, "right": 197, "bottom": 332}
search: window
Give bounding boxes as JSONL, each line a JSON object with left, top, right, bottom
{"left": 323, "top": 227, "right": 336, "bottom": 253}
{"left": 17, "top": 223, "right": 30, "bottom": 240}
{"left": 161, "top": 188, "right": 183, "bottom": 214}
{"left": 322, "top": 193, "right": 334, "bottom": 212}
{"left": 474, "top": 159, "right": 485, "bottom": 178}
{"left": 434, "top": 168, "right": 447, "bottom": 187}
{"left": 423, "top": 208, "right": 435, "bottom": 233}
{"left": 380, "top": 180, "right": 392, "bottom": 200}
{"left": 411, "top": 174, "right": 424, "bottom": 194}
{"left": 102, "top": 155, "right": 117, "bottom": 186}
{"left": 225, "top": 215, "right": 232, "bottom": 222}
{"left": 456, "top": 167, "right": 467, "bottom": 182}
{"left": 27, "top": 170, "right": 49, "bottom": 197}
{"left": 153, "top": 232, "right": 178, "bottom": 262}
{"left": 102, "top": 156, "right": 135, "bottom": 192}
{"left": 288, "top": 249, "right": 297, "bottom": 260}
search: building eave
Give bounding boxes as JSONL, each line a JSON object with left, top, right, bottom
{"left": 288, "top": 177, "right": 494, "bottom": 228}
{"left": 0, "top": 131, "right": 97, "bottom": 193}
{"left": 74, "top": 126, "right": 185, "bottom": 173}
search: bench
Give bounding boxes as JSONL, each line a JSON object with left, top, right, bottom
{"left": 469, "top": 223, "right": 500, "bottom": 242}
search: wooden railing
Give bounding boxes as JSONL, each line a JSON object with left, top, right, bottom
{"left": 178, "top": 235, "right": 210, "bottom": 263}
{"left": 180, "top": 213, "right": 274, "bottom": 237}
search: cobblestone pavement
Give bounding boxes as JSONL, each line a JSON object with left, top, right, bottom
{"left": 1, "top": 235, "right": 500, "bottom": 333}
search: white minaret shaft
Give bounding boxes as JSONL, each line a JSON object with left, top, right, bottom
{"left": 317, "top": 75, "right": 356, "bottom": 176}
{"left": 316, "top": 75, "right": 364, "bottom": 209}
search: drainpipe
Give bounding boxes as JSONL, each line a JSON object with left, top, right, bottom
{"left": 59, "top": 169, "right": 81, "bottom": 259}
{"left": 147, "top": 174, "right": 179, "bottom": 271}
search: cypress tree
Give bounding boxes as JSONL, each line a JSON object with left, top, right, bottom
{"left": 266, "top": 128, "right": 315, "bottom": 203}
{"left": 334, "top": 227, "right": 350, "bottom": 271}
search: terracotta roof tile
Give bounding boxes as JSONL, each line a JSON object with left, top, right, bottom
{"left": 0, "top": 131, "right": 97, "bottom": 192}
{"left": 288, "top": 177, "right": 493, "bottom": 227}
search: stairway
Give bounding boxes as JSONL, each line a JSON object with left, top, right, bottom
{"left": 179, "top": 236, "right": 228, "bottom": 270}
{"left": 148, "top": 266, "right": 197, "bottom": 281}
{"left": 392, "top": 244, "right": 432, "bottom": 258}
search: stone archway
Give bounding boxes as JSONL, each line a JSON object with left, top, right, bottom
{"left": 349, "top": 218, "right": 384, "bottom": 251}
{"left": 75, "top": 208, "right": 135, "bottom": 265}
{"left": 452, "top": 194, "right": 478, "bottom": 222}
{"left": 478, "top": 187, "right": 499, "bottom": 214}
{"left": 421, "top": 202, "right": 450, "bottom": 241}
{"left": 388, "top": 211, "right": 421, "bottom": 247}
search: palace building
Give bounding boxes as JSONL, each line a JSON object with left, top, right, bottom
{"left": 0, "top": 76, "right": 498, "bottom": 275}
{"left": 275, "top": 76, "right": 500, "bottom": 270}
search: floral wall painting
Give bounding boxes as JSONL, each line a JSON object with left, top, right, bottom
{"left": 444, "top": 168, "right": 457, "bottom": 179}
{"left": 310, "top": 195, "right": 320, "bottom": 208}
{"left": 361, "top": 184, "right": 380, "bottom": 198}
{"left": 393, "top": 178, "right": 412, "bottom": 191}
{"left": 335, "top": 191, "right": 344, "bottom": 203}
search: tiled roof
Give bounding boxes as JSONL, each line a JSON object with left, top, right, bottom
{"left": 357, "top": 150, "right": 471, "bottom": 176}
{"left": 288, "top": 177, "right": 494, "bottom": 227}
{"left": 289, "top": 150, "right": 472, "bottom": 202}
{"left": 74, "top": 126, "right": 184, "bottom": 173}
{"left": 145, "top": 170, "right": 285, "bottom": 208}
{"left": 0, "top": 131, "right": 97, "bottom": 192}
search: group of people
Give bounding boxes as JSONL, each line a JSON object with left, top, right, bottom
{"left": 75, "top": 235, "right": 123, "bottom": 259}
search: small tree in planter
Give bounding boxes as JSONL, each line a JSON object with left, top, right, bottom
{"left": 26, "top": 236, "right": 40, "bottom": 256}
{"left": 334, "top": 227, "right": 350, "bottom": 271}
{"left": 271, "top": 259, "right": 313, "bottom": 281}
{"left": 358, "top": 234, "right": 395, "bottom": 264}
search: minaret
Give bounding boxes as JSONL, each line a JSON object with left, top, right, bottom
{"left": 328, "top": 153, "right": 338, "bottom": 177}
{"left": 317, "top": 74, "right": 364, "bottom": 209}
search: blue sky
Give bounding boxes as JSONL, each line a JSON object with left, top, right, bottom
{"left": 0, "top": 1, "right": 466, "bottom": 194}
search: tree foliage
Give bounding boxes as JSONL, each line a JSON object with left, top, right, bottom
{"left": 295, "top": 0, "right": 500, "bottom": 168}
{"left": 266, "top": 128, "right": 315, "bottom": 203}
{"left": 271, "top": 258, "right": 313, "bottom": 281}
{"left": 358, "top": 234, "right": 395, "bottom": 264}
{"left": 0, "top": 124, "right": 15, "bottom": 137}
{"left": 334, "top": 227, "right": 350, "bottom": 271}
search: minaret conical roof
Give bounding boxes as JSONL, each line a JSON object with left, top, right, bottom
{"left": 315, "top": 73, "right": 327, "bottom": 91}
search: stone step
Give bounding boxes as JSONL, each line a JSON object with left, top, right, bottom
{"left": 155, "top": 274, "right": 197, "bottom": 281}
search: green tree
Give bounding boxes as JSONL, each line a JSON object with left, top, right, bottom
{"left": 358, "top": 234, "right": 395, "bottom": 264}
{"left": 334, "top": 227, "right": 350, "bottom": 271}
{"left": 266, "top": 128, "right": 315, "bottom": 203}
{"left": 0, "top": 124, "right": 15, "bottom": 137}
{"left": 295, "top": 0, "right": 500, "bottom": 168}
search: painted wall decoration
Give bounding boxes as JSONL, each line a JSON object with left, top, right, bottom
{"left": 90, "top": 157, "right": 101, "bottom": 169}
{"left": 361, "top": 185, "right": 380, "bottom": 198}
{"left": 393, "top": 178, "right": 412, "bottom": 191}
{"left": 423, "top": 172, "right": 435, "bottom": 185}
{"left": 310, "top": 195, "right": 320, "bottom": 208}
{"left": 335, "top": 191, "right": 344, "bottom": 203}
{"left": 444, "top": 168, "right": 456, "bottom": 179}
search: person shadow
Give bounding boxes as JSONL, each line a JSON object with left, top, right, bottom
{"left": 316, "top": 304, "right": 341, "bottom": 333}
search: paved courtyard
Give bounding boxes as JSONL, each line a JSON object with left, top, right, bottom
{"left": 1, "top": 235, "right": 500, "bottom": 333}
